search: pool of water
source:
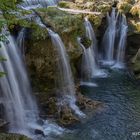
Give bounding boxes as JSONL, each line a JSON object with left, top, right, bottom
{"left": 51, "top": 69, "right": 140, "bottom": 140}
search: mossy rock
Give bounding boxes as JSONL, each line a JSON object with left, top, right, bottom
{"left": 36, "top": 6, "right": 84, "bottom": 59}
{"left": 130, "top": 2, "right": 140, "bottom": 18}
{"left": 117, "top": 1, "right": 132, "bottom": 14}
{"left": 0, "top": 133, "right": 31, "bottom": 140}
{"left": 133, "top": 61, "right": 140, "bottom": 78}
{"left": 129, "top": 20, "right": 140, "bottom": 33}
{"left": 58, "top": 1, "right": 78, "bottom": 9}
{"left": 36, "top": 7, "right": 84, "bottom": 34}
{"left": 87, "top": 14, "right": 102, "bottom": 29}
{"left": 80, "top": 36, "right": 91, "bottom": 48}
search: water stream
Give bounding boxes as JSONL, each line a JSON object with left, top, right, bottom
{"left": 0, "top": 29, "right": 64, "bottom": 139}
{"left": 21, "top": 0, "right": 59, "bottom": 8}
{"left": 78, "top": 18, "right": 107, "bottom": 87}
{"left": 102, "top": 8, "right": 127, "bottom": 68}
{"left": 102, "top": 8, "right": 118, "bottom": 65}
{"left": 52, "top": 70, "right": 140, "bottom": 140}
{"left": 0, "top": 2, "right": 137, "bottom": 140}
{"left": 48, "top": 29, "right": 85, "bottom": 117}
{"left": 0, "top": 31, "right": 40, "bottom": 136}
{"left": 17, "top": 28, "right": 26, "bottom": 60}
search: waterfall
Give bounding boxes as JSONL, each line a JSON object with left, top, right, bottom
{"left": 17, "top": 28, "right": 26, "bottom": 59}
{"left": 78, "top": 18, "right": 107, "bottom": 86}
{"left": 0, "top": 31, "right": 40, "bottom": 136}
{"left": 77, "top": 38, "right": 97, "bottom": 87}
{"left": 0, "top": 29, "right": 64, "bottom": 138}
{"left": 21, "top": 0, "right": 59, "bottom": 7}
{"left": 112, "top": 14, "right": 128, "bottom": 68}
{"left": 102, "top": 8, "right": 118, "bottom": 65}
{"left": 84, "top": 18, "right": 98, "bottom": 59}
{"left": 102, "top": 8, "right": 128, "bottom": 68}
{"left": 48, "top": 29, "right": 85, "bottom": 117}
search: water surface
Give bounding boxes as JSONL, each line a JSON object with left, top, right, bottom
{"left": 52, "top": 70, "right": 140, "bottom": 140}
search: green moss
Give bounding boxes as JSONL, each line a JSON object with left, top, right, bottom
{"left": 117, "top": 1, "right": 132, "bottom": 14}
{"left": 31, "top": 25, "right": 49, "bottom": 41}
{"left": 36, "top": 7, "right": 85, "bottom": 48}
{"left": 97, "top": 3, "right": 112, "bottom": 14}
{"left": 58, "top": 1, "right": 78, "bottom": 9}
{"left": 0, "top": 0, "right": 21, "bottom": 11}
{"left": 0, "top": 133, "right": 31, "bottom": 140}
{"left": 80, "top": 36, "right": 92, "bottom": 48}
{"left": 87, "top": 14, "right": 102, "bottom": 29}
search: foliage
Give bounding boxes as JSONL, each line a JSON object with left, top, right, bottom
{"left": 0, "top": 0, "right": 21, "bottom": 11}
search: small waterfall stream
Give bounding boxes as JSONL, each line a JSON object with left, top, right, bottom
{"left": 78, "top": 18, "right": 107, "bottom": 86}
{"left": 0, "top": 30, "right": 40, "bottom": 136}
{"left": 22, "top": 0, "right": 59, "bottom": 7}
{"left": 0, "top": 29, "right": 64, "bottom": 139}
{"left": 102, "top": 8, "right": 128, "bottom": 68}
{"left": 17, "top": 28, "right": 26, "bottom": 59}
{"left": 48, "top": 29, "right": 85, "bottom": 117}
{"left": 113, "top": 14, "right": 128, "bottom": 68}
{"left": 102, "top": 8, "right": 118, "bottom": 65}
{"left": 78, "top": 38, "right": 97, "bottom": 87}
{"left": 84, "top": 18, "right": 107, "bottom": 77}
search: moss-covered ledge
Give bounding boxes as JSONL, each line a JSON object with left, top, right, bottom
{"left": 0, "top": 133, "right": 31, "bottom": 140}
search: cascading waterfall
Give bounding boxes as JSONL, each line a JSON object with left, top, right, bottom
{"left": 78, "top": 18, "right": 107, "bottom": 86}
{"left": 112, "top": 14, "right": 128, "bottom": 68}
{"left": 84, "top": 18, "right": 98, "bottom": 58}
{"left": 48, "top": 29, "right": 85, "bottom": 117}
{"left": 102, "top": 8, "right": 127, "bottom": 68}
{"left": 17, "top": 28, "right": 26, "bottom": 59}
{"left": 22, "top": 0, "right": 59, "bottom": 7}
{"left": 102, "top": 8, "right": 118, "bottom": 65}
{"left": 77, "top": 38, "right": 97, "bottom": 87}
{"left": 0, "top": 29, "right": 64, "bottom": 138}
{"left": 0, "top": 30, "right": 40, "bottom": 136}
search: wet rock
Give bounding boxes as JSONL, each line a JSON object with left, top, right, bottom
{"left": 57, "top": 104, "right": 79, "bottom": 126}
{"left": 0, "top": 119, "right": 8, "bottom": 128}
{"left": 117, "top": 1, "right": 132, "bottom": 14}
{"left": 76, "top": 92, "right": 102, "bottom": 110}
{"left": 132, "top": 48, "right": 140, "bottom": 63}
{"left": 80, "top": 36, "right": 92, "bottom": 49}
{"left": 35, "top": 129, "right": 44, "bottom": 136}
{"left": 127, "top": 33, "right": 140, "bottom": 79}
{"left": 131, "top": 48, "right": 140, "bottom": 79}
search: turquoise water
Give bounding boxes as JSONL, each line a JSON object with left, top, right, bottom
{"left": 52, "top": 70, "right": 140, "bottom": 140}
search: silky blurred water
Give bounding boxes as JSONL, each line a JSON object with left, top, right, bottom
{"left": 51, "top": 70, "right": 140, "bottom": 140}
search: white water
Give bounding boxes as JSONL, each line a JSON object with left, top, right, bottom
{"left": 0, "top": 29, "right": 64, "bottom": 138}
{"left": 22, "top": 0, "right": 59, "bottom": 7}
{"left": 48, "top": 29, "right": 85, "bottom": 117}
{"left": 102, "top": 8, "right": 118, "bottom": 65}
{"left": 77, "top": 37, "right": 98, "bottom": 87}
{"left": 0, "top": 31, "right": 39, "bottom": 136}
{"left": 79, "top": 18, "right": 107, "bottom": 83}
{"left": 17, "top": 28, "right": 26, "bottom": 60}
{"left": 102, "top": 8, "right": 128, "bottom": 68}
{"left": 112, "top": 14, "right": 128, "bottom": 69}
